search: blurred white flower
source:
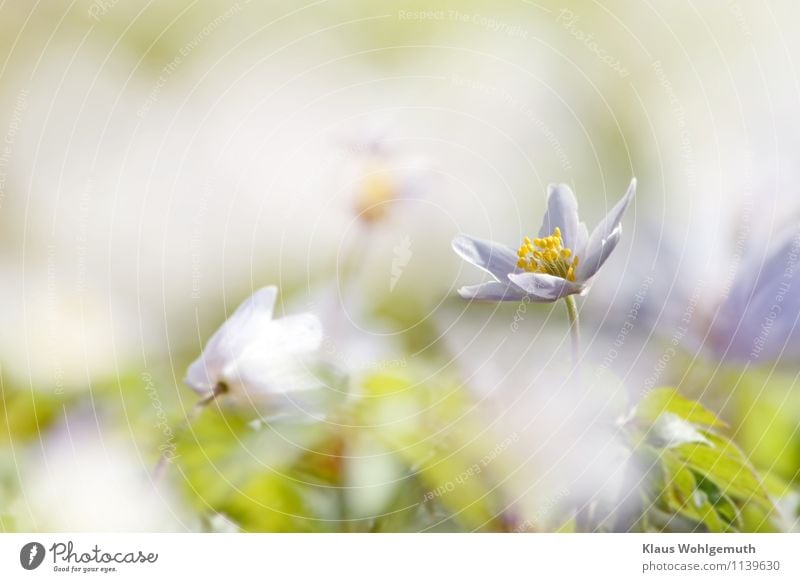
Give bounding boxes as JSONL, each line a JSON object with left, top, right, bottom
{"left": 290, "top": 281, "right": 406, "bottom": 390}
{"left": 185, "top": 286, "right": 327, "bottom": 415}
{"left": 14, "top": 415, "right": 188, "bottom": 532}
{"left": 0, "top": 261, "right": 137, "bottom": 392}
{"left": 709, "top": 226, "right": 800, "bottom": 362}
{"left": 339, "top": 124, "right": 434, "bottom": 225}
{"left": 594, "top": 221, "right": 800, "bottom": 366}
{"left": 435, "top": 307, "right": 637, "bottom": 527}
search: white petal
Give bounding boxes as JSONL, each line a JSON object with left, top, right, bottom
{"left": 185, "top": 353, "right": 219, "bottom": 396}
{"left": 222, "top": 286, "right": 278, "bottom": 329}
{"left": 185, "top": 286, "right": 306, "bottom": 397}
{"left": 577, "top": 227, "right": 623, "bottom": 283}
{"left": 452, "top": 234, "right": 519, "bottom": 281}
{"left": 457, "top": 281, "right": 525, "bottom": 301}
{"left": 266, "top": 313, "right": 324, "bottom": 354}
{"left": 651, "top": 413, "right": 711, "bottom": 448}
{"left": 716, "top": 230, "right": 800, "bottom": 361}
{"left": 199, "top": 286, "right": 279, "bottom": 368}
{"left": 223, "top": 352, "right": 321, "bottom": 398}
{"left": 219, "top": 349, "right": 332, "bottom": 419}
{"left": 575, "top": 222, "right": 589, "bottom": 257}
{"left": 219, "top": 312, "right": 322, "bottom": 394}
{"left": 507, "top": 272, "right": 581, "bottom": 301}
{"left": 539, "top": 184, "right": 580, "bottom": 249}
{"left": 577, "top": 178, "right": 636, "bottom": 280}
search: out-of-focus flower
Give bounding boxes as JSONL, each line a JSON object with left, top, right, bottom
{"left": 185, "top": 286, "right": 325, "bottom": 413}
{"left": 14, "top": 415, "right": 189, "bottom": 532}
{"left": 596, "top": 219, "right": 800, "bottom": 367}
{"left": 0, "top": 262, "right": 138, "bottom": 392}
{"left": 452, "top": 179, "right": 636, "bottom": 302}
{"left": 341, "top": 126, "right": 434, "bottom": 225}
{"left": 296, "top": 283, "right": 404, "bottom": 382}
{"left": 434, "top": 307, "right": 636, "bottom": 527}
{"left": 709, "top": 227, "right": 800, "bottom": 362}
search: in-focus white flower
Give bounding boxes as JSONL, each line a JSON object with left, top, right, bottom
{"left": 452, "top": 179, "right": 636, "bottom": 302}
{"left": 185, "top": 286, "right": 325, "bottom": 414}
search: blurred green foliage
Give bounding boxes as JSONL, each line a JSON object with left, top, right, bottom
{"left": 171, "top": 368, "right": 514, "bottom": 532}
{"left": 621, "top": 388, "right": 779, "bottom": 533}
{"left": 2, "top": 358, "right": 799, "bottom": 532}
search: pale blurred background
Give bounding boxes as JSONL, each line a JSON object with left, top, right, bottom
{"left": 1, "top": 0, "right": 799, "bottom": 532}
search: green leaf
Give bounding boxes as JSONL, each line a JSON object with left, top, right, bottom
{"left": 636, "top": 387, "right": 725, "bottom": 428}
{"left": 0, "top": 388, "right": 68, "bottom": 442}
{"left": 625, "top": 390, "right": 780, "bottom": 532}
{"left": 733, "top": 373, "right": 800, "bottom": 484}
{"left": 694, "top": 474, "right": 741, "bottom": 530}
{"left": 675, "top": 441, "right": 770, "bottom": 509}
{"left": 356, "top": 371, "right": 510, "bottom": 531}
{"left": 175, "top": 407, "right": 331, "bottom": 531}
{"left": 740, "top": 502, "right": 781, "bottom": 533}
{"left": 660, "top": 452, "right": 726, "bottom": 532}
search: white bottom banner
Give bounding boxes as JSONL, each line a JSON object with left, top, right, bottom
{"left": 1, "top": 534, "right": 797, "bottom": 581}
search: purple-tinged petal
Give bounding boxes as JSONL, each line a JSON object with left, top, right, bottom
{"left": 539, "top": 184, "right": 580, "bottom": 249}
{"left": 576, "top": 178, "right": 636, "bottom": 281}
{"left": 508, "top": 272, "right": 582, "bottom": 302}
{"left": 577, "top": 228, "right": 623, "bottom": 283}
{"left": 575, "top": 222, "right": 589, "bottom": 257}
{"left": 452, "top": 234, "right": 519, "bottom": 281}
{"left": 715, "top": 230, "right": 800, "bottom": 362}
{"left": 185, "top": 355, "right": 218, "bottom": 396}
{"left": 724, "top": 228, "right": 798, "bottom": 317}
{"left": 457, "top": 281, "right": 525, "bottom": 302}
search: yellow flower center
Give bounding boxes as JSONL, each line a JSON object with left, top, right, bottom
{"left": 516, "top": 227, "right": 579, "bottom": 282}
{"left": 355, "top": 169, "right": 395, "bottom": 223}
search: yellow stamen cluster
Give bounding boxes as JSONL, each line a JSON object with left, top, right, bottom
{"left": 516, "top": 227, "right": 579, "bottom": 282}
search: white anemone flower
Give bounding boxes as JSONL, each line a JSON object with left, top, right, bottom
{"left": 452, "top": 179, "right": 636, "bottom": 302}
{"left": 185, "top": 286, "right": 325, "bottom": 415}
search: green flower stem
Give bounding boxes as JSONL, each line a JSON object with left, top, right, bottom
{"left": 564, "top": 294, "right": 590, "bottom": 530}
{"left": 153, "top": 385, "right": 225, "bottom": 480}
{"left": 564, "top": 294, "right": 581, "bottom": 367}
